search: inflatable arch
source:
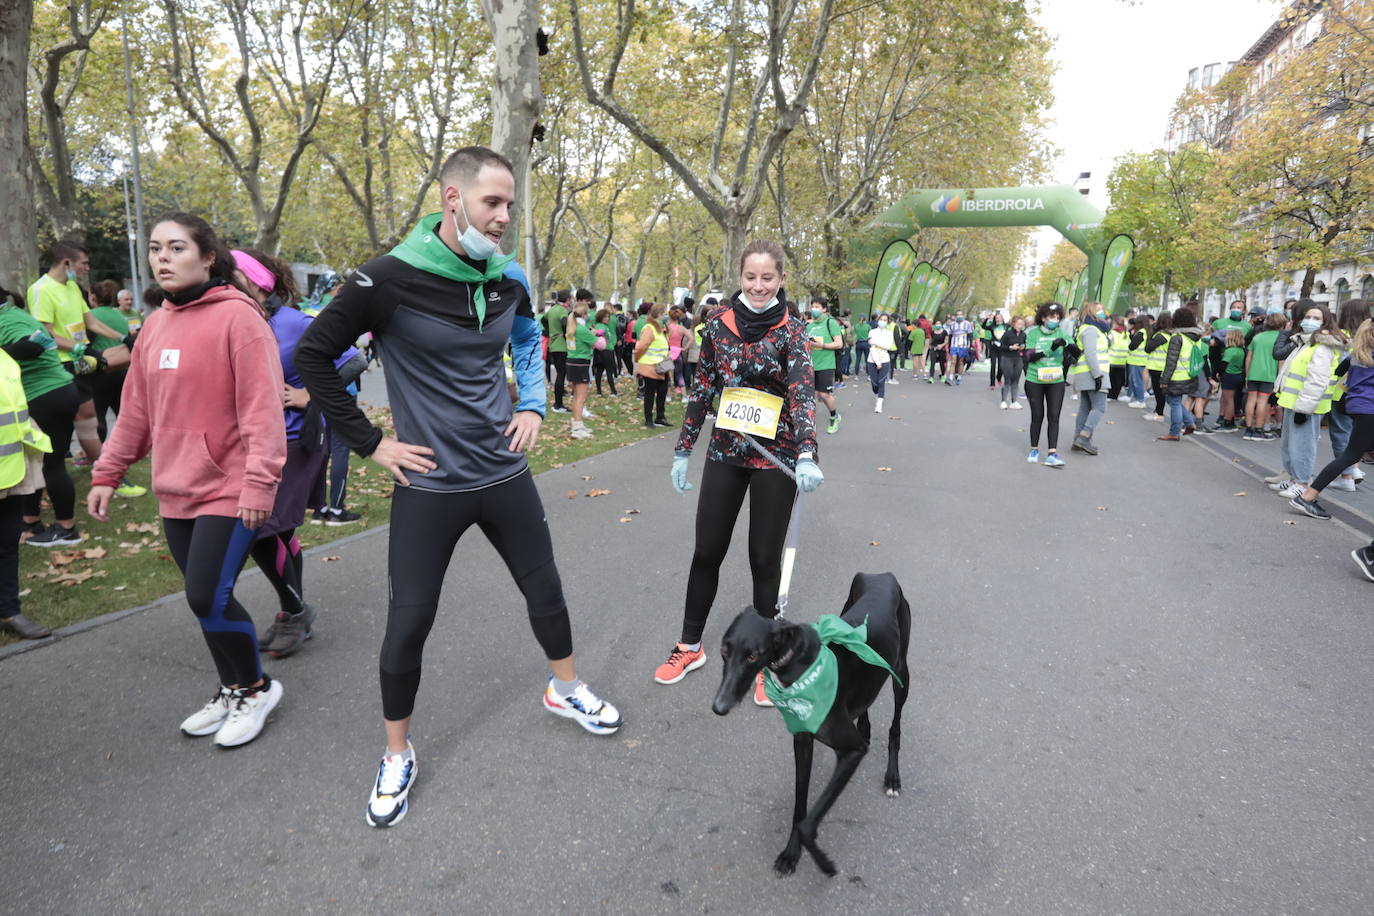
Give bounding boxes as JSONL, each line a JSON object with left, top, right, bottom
{"left": 850, "top": 185, "right": 1133, "bottom": 318}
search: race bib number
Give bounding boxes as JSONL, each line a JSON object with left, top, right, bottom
{"left": 67, "top": 322, "right": 87, "bottom": 345}
{"left": 1036, "top": 365, "right": 1063, "bottom": 383}
{"left": 716, "top": 387, "right": 783, "bottom": 439}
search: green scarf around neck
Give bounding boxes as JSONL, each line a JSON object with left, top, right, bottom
{"left": 763, "top": 614, "right": 902, "bottom": 735}
{"left": 388, "top": 213, "right": 513, "bottom": 332}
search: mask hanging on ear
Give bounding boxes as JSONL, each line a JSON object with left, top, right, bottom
{"left": 455, "top": 193, "right": 499, "bottom": 260}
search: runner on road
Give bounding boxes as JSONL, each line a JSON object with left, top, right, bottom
{"left": 295, "top": 146, "right": 622, "bottom": 829}
{"left": 1023, "top": 302, "right": 1070, "bottom": 467}
{"left": 807, "top": 297, "right": 844, "bottom": 434}
{"left": 946, "top": 310, "right": 975, "bottom": 385}
{"left": 659, "top": 239, "right": 822, "bottom": 706}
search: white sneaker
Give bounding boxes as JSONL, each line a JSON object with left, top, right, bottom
{"left": 874, "top": 397, "right": 884, "bottom": 414}
{"left": 1274, "top": 482, "right": 1303, "bottom": 499}
{"left": 570, "top": 423, "right": 593, "bottom": 439}
{"left": 1264, "top": 472, "right": 1289, "bottom": 484}
{"left": 367, "top": 741, "right": 418, "bottom": 828}
{"left": 180, "top": 685, "right": 233, "bottom": 737}
{"left": 1354, "top": 470, "right": 1366, "bottom": 484}
{"left": 212, "top": 677, "right": 283, "bottom": 748}
{"left": 1000, "top": 401, "right": 1009, "bottom": 410}
{"left": 543, "top": 678, "right": 622, "bottom": 735}
{"left": 581, "top": 408, "right": 596, "bottom": 418}
{"left": 1128, "top": 400, "right": 1147, "bottom": 408}
{"left": 1331, "top": 477, "right": 1358, "bottom": 491}
{"left": 1010, "top": 401, "right": 1023, "bottom": 410}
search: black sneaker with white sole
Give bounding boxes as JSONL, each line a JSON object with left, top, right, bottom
{"left": 25, "top": 524, "right": 82, "bottom": 547}
{"left": 1351, "top": 545, "right": 1374, "bottom": 582}
{"left": 325, "top": 508, "right": 362, "bottom": 526}
{"left": 1289, "top": 494, "right": 1332, "bottom": 520}
{"left": 367, "top": 741, "right": 418, "bottom": 828}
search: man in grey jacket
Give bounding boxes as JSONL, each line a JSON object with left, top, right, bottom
{"left": 1071, "top": 303, "right": 1111, "bottom": 455}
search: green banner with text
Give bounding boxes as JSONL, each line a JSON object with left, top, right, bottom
{"left": 1098, "top": 234, "right": 1135, "bottom": 314}
{"left": 872, "top": 240, "right": 919, "bottom": 316}
{"left": 905, "top": 262, "right": 933, "bottom": 318}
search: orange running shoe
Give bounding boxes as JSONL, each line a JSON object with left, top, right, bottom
{"left": 754, "top": 670, "right": 774, "bottom": 707}
{"left": 653, "top": 644, "right": 706, "bottom": 685}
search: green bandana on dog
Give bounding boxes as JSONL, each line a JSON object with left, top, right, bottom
{"left": 763, "top": 615, "right": 902, "bottom": 734}
{"left": 388, "top": 213, "right": 514, "bottom": 332}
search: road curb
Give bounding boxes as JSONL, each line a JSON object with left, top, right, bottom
{"left": 1191, "top": 434, "right": 1374, "bottom": 536}
{"left": 0, "top": 522, "right": 392, "bottom": 663}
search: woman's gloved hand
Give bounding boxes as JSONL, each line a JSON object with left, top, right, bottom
{"left": 671, "top": 453, "right": 693, "bottom": 493}
{"left": 795, "top": 459, "right": 824, "bottom": 493}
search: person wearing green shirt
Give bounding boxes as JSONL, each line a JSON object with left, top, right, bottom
{"left": 983, "top": 313, "right": 1007, "bottom": 388}
{"left": 1217, "top": 328, "right": 1248, "bottom": 431}
{"left": 854, "top": 314, "right": 871, "bottom": 373}
{"left": 908, "top": 322, "right": 927, "bottom": 380}
{"left": 564, "top": 299, "right": 598, "bottom": 439}
{"left": 0, "top": 288, "right": 88, "bottom": 547}
{"left": 1244, "top": 313, "right": 1288, "bottom": 440}
{"left": 807, "top": 298, "right": 844, "bottom": 434}
{"left": 544, "top": 291, "right": 570, "bottom": 413}
{"left": 1023, "top": 302, "right": 1071, "bottom": 467}
{"left": 591, "top": 307, "right": 618, "bottom": 397}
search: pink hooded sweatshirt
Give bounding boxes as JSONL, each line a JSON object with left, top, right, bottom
{"left": 92, "top": 285, "right": 286, "bottom": 518}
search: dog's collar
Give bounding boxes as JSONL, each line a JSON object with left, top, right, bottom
{"left": 768, "top": 647, "right": 795, "bottom": 671}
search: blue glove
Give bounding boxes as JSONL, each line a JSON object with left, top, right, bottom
{"left": 27, "top": 329, "right": 56, "bottom": 351}
{"left": 71, "top": 342, "right": 87, "bottom": 360}
{"left": 795, "top": 458, "right": 824, "bottom": 493}
{"left": 671, "top": 455, "right": 693, "bottom": 494}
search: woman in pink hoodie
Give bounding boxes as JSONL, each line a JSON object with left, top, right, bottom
{"left": 88, "top": 213, "right": 287, "bottom": 749}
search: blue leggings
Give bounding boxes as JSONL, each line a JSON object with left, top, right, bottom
{"left": 163, "top": 516, "right": 262, "bottom": 686}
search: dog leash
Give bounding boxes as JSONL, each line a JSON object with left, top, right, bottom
{"left": 740, "top": 432, "right": 804, "bottom": 620}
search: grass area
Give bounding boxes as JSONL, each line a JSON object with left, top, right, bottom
{"left": 7, "top": 381, "right": 685, "bottom": 646}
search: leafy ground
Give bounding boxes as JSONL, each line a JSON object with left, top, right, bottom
{"left": 7, "top": 383, "right": 685, "bottom": 646}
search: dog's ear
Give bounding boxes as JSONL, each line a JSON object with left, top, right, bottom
{"left": 768, "top": 618, "right": 800, "bottom": 656}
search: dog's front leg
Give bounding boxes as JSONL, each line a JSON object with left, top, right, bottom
{"left": 773, "top": 733, "right": 814, "bottom": 876}
{"left": 799, "top": 723, "right": 868, "bottom": 877}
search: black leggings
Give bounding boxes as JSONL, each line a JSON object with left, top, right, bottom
{"left": 642, "top": 375, "right": 668, "bottom": 424}
{"left": 1025, "top": 380, "right": 1065, "bottom": 450}
{"left": 251, "top": 530, "right": 304, "bottom": 615}
{"left": 593, "top": 350, "right": 618, "bottom": 395}
{"left": 549, "top": 351, "right": 568, "bottom": 409}
{"left": 681, "top": 460, "right": 794, "bottom": 645}
{"left": 23, "top": 383, "right": 82, "bottom": 520}
{"left": 163, "top": 516, "right": 262, "bottom": 687}
{"left": 381, "top": 472, "right": 573, "bottom": 720}
{"left": 0, "top": 495, "right": 23, "bottom": 619}
{"left": 1313, "top": 413, "right": 1374, "bottom": 493}
{"left": 1150, "top": 369, "right": 1166, "bottom": 416}
{"left": 1104, "top": 365, "right": 1126, "bottom": 401}
{"left": 90, "top": 369, "right": 126, "bottom": 440}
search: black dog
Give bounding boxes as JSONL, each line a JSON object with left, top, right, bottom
{"left": 712, "top": 572, "right": 911, "bottom": 876}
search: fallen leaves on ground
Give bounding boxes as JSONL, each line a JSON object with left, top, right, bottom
{"left": 1234, "top": 492, "right": 1246, "bottom": 497}
{"left": 618, "top": 517, "right": 634, "bottom": 523}
{"left": 565, "top": 490, "right": 577, "bottom": 499}
{"left": 322, "top": 556, "right": 342, "bottom": 562}
{"left": 585, "top": 488, "right": 612, "bottom": 497}
{"left": 124, "top": 522, "right": 159, "bottom": 534}
{"left": 877, "top": 467, "right": 892, "bottom": 472}
{"left": 82, "top": 547, "right": 107, "bottom": 560}
{"left": 581, "top": 475, "right": 592, "bottom": 481}
{"left": 1283, "top": 520, "right": 1297, "bottom": 525}
{"left": 1096, "top": 506, "right": 1109, "bottom": 511}
{"left": 869, "top": 540, "right": 881, "bottom": 546}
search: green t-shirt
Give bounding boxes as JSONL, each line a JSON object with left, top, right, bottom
{"left": 806, "top": 316, "right": 842, "bottom": 371}
{"left": 910, "top": 327, "right": 927, "bottom": 352}
{"left": 1213, "top": 317, "right": 1250, "bottom": 337}
{"left": 1025, "top": 325, "right": 1071, "bottom": 383}
{"left": 633, "top": 317, "right": 648, "bottom": 339}
{"left": 1246, "top": 329, "right": 1281, "bottom": 382}
{"left": 88, "top": 306, "right": 129, "bottom": 352}
{"left": 545, "top": 305, "right": 569, "bottom": 352}
{"left": 0, "top": 305, "right": 75, "bottom": 401}
{"left": 855, "top": 321, "right": 871, "bottom": 341}
{"left": 26, "top": 274, "right": 88, "bottom": 363}
{"left": 568, "top": 322, "right": 597, "bottom": 360}
{"left": 1222, "top": 345, "right": 1246, "bottom": 376}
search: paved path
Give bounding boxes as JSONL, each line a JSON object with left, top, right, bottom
{"left": 4, "top": 370, "right": 1371, "bottom": 914}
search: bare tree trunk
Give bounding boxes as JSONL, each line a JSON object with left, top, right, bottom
{"left": 0, "top": 0, "right": 37, "bottom": 291}
{"left": 1300, "top": 267, "right": 1316, "bottom": 298}
{"left": 481, "top": 0, "right": 542, "bottom": 257}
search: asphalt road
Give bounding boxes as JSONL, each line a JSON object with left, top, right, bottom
{"left": 3, "top": 368, "right": 1371, "bottom": 915}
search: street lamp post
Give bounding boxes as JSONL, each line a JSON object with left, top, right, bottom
{"left": 122, "top": 16, "right": 149, "bottom": 299}
{"left": 116, "top": 159, "right": 139, "bottom": 294}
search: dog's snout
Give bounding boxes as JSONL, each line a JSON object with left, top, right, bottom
{"left": 711, "top": 700, "right": 732, "bottom": 716}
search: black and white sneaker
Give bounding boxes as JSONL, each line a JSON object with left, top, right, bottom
{"left": 1289, "top": 494, "right": 1332, "bottom": 520}
{"left": 1351, "top": 546, "right": 1374, "bottom": 582}
{"left": 325, "top": 508, "right": 361, "bottom": 526}
{"left": 543, "top": 678, "right": 622, "bottom": 735}
{"left": 367, "top": 741, "right": 418, "bottom": 828}
{"left": 25, "top": 524, "right": 83, "bottom": 547}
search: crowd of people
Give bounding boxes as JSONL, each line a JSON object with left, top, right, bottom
{"left": 2, "top": 143, "right": 1371, "bottom": 831}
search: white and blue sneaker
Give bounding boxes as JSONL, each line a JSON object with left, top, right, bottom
{"left": 367, "top": 741, "right": 418, "bottom": 828}
{"left": 1026, "top": 448, "right": 1040, "bottom": 464}
{"left": 543, "top": 678, "right": 623, "bottom": 735}
{"left": 1044, "top": 453, "right": 1066, "bottom": 469}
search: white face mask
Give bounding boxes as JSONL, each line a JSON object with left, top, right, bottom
{"left": 454, "top": 193, "right": 499, "bottom": 260}
{"left": 576, "top": 316, "right": 586, "bottom": 325}
{"left": 743, "top": 295, "right": 777, "bottom": 314}
{"left": 878, "top": 319, "right": 889, "bottom": 328}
